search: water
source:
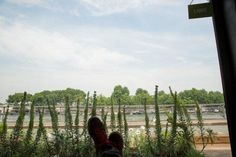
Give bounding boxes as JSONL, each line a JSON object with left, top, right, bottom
{"left": 3, "top": 111, "right": 228, "bottom": 134}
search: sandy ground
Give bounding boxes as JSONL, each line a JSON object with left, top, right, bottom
{"left": 197, "top": 144, "right": 232, "bottom": 157}
{"left": 204, "top": 150, "right": 232, "bottom": 157}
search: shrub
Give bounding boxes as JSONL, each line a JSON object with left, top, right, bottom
{"left": 0, "top": 86, "right": 213, "bottom": 157}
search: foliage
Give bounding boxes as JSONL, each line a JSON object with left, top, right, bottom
{"left": 123, "top": 105, "right": 128, "bottom": 146}
{"left": 96, "top": 95, "right": 110, "bottom": 106}
{"left": 169, "top": 87, "right": 178, "bottom": 156}
{"left": 82, "top": 92, "right": 90, "bottom": 137}
{"left": 110, "top": 98, "right": 116, "bottom": 131}
{"left": 0, "top": 86, "right": 215, "bottom": 157}
{"left": 6, "top": 86, "right": 224, "bottom": 106}
{"left": 65, "top": 96, "right": 73, "bottom": 133}
{"left": 101, "top": 107, "right": 108, "bottom": 133}
{"left": 154, "top": 85, "right": 162, "bottom": 155}
{"left": 158, "top": 90, "right": 174, "bottom": 104}
{"left": 117, "top": 98, "right": 123, "bottom": 133}
{"left": 0, "top": 105, "right": 9, "bottom": 154}
{"left": 143, "top": 97, "right": 151, "bottom": 146}
{"left": 195, "top": 102, "right": 215, "bottom": 152}
{"left": 9, "top": 92, "right": 27, "bottom": 154}
{"left": 24, "top": 101, "right": 35, "bottom": 144}
{"left": 7, "top": 88, "right": 86, "bottom": 105}
{"left": 178, "top": 88, "right": 224, "bottom": 104}
{"left": 7, "top": 92, "right": 32, "bottom": 104}
{"left": 133, "top": 88, "right": 153, "bottom": 105}
{"left": 207, "top": 91, "right": 224, "bottom": 103}
{"left": 134, "top": 86, "right": 213, "bottom": 157}
{"left": 74, "top": 98, "right": 80, "bottom": 145}
{"left": 112, "top": 85, "right": 130, "bottom": 104}
{"left": 91, "top": 91, "right": 97, "bottom": 117}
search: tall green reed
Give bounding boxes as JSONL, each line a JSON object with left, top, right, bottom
{"left": 91, "top": 91, "right": 97, "bottom": 117}
{"left": 10, "top": 92, "right": 27, "bottom": 151}
{"left": 34, "top": 108, "right": 46, "bottom": 151}
{"left": 101, "top": 107, "right": 108, "bottom": 133}
{"left": 110, "top": 97, "right": 116, "bottom": 131}
{"left": 195, "top": 102, "right": 214, "bottom": 152}
{"left": 0, "top": 105, "right": 9, "bottom": 143}
{"left": 47, "top": 98, "right": 61, "bottom": 155}
{"left": 74, "top": 98, "right": 80, "bottom": 144}
{"left": 47, "top": 99, "right": 59, "bottom": 135}
{"left": 154, "top": 86, "right": 162, "bottom": 154}
{"left": 25, "top": 100, "right": 35, "bottom": 144}
{"left": 123, "top": 105, "right": 128, "bottom": 145}
{"left": 82, "top": 92, "right": 89, "bottom": 137}
{"left": 117, "top": 98, "right": 123, "bottom": 133}
{"left": 123, "top": 104, "right": 131, "bottom": 157}
{"left": 169, "top": 87, "right": 178, "bottom": 156}
{"left": 0, "top": 105, "right": 9, "bottom": 157}
{"left": 143, "top": 98, "right": 150, "bottom": 143}
{"left": 65, "top": 96, "right": 73, "bottom": 133}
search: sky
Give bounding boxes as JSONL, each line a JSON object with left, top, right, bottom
{"left": 0, "top": 0, "right": 222, "bottom": 102}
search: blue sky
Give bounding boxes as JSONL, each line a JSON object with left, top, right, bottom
{"left": 0, "top": 0, "right": 222, "bottom": 102}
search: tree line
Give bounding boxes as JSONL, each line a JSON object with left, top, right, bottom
{"left": 5, "top": 85, "right": 224, "bottom": 106}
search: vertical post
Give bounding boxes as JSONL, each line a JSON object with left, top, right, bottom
{"left": 212, "top": 0, "right": 236, "bottom": 156}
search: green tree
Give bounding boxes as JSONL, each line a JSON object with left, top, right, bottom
{"left": 207, "top": 91, "right": 224, "bottom": 103}
{"left": 32, "top": 93, "right": 46, "bottom": 105}
{"left": 31, "top": 88, "right": 86, "bottom": 105}
{"left": 7, "top": 93, "right": 32, "bottom": 104}
{"left": 134, "top": 88, "right": 153, "bottom": 105}
{"left": 96, "top": 95, "right": 110, "bottom": 106}
{"left": 178, "top": 88, "right": 214, "bottom": 104}
{"left": 111, "top": 85, "right": 130, "bottom": 104}
{"left": 158, "top": 90, "right": 174, "bottom": 104}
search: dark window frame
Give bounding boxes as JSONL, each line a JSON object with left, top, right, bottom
{"left": 212, "top": 0, "right": 236, "bottom": 156}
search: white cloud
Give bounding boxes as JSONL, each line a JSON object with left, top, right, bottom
{"left": 7, "top": 0, "right": 42, "bottom": 5}
{"left": 7, "top": 0, "right": 179, "bottom": 16}
{"left": 0, "top": 20, "right": 140, "bottom": 71}
{"left": 0, "top": 16, "right": 5, "bottom": 25}
{"left": 5, "top": 0, "right": 181, "bottom": 17}
{"left": 0, "top": 19, "right": 218, "bottom": 71}
{"left": 81, "top": 0, "right": 179, "bottom": 16}
{"left": 6, "top": 0, "right": 77, "bottom": 16}
{"left": 0, "top": 22, "right": 150, "bottom": 70}
{"left": 0, "top": 17, "right": 222, "bottom": 102}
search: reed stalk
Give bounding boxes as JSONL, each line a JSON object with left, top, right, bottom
{"left": 101, "top": 107, "right": 108, "bottom": 133}
{"left": 34, "top": 108, "right": 44, "bottom": 148}
{"left": 123, "top": 104, "right": 130, "bottom": 157}
{"left": 10, "top": 92, "right": 27, "bottom": 149}
{"left": 82, "top": 92, "right": 89, "bottom": 137}
{"left": 25, "top": 101, "right": 35, "bottom": 144}
{"left": 47, "top": 99, "right": 59, "bottom": 135}
{"left": 74, "top": 98, "right": 80, "bottom": 144}
{"left": 196, "top": 102, "right": 206, "bottom": 152}
{"left": 0, "top": 105, "right": 9, "bottom": 143}
{"left": 110, "top": 97, "right": 116, "bottom": 131}
{"left": 65, "top": 96, "right": 73, "bottom": 133}
{"left": 143, "top": 98, "right": 150, "bottom": 143}
{"left": 154, "top": 86, "right": 162, "bottom": 153}
{"left": 169, "top": 87, "right": 178, "bottom": 156}
{"left": 117, "top": 98, "right": 122, "bottom": 133}
{"left": 91, "top": 91, "right": 97, "bottom": 117}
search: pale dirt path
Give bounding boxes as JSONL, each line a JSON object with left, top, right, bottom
{"left": 196, "top": 144, "right": 232, "bottom": 157}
